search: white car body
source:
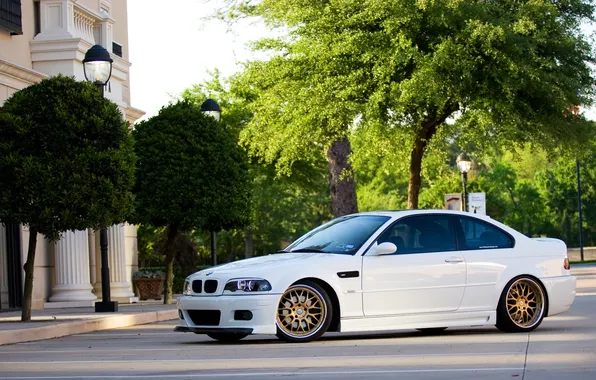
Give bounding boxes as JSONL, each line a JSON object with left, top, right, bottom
{"left": 176, "top": 210, "right": 576, "bottom": 338}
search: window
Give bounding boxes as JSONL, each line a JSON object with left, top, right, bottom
{"left": 112, "top": 42, "right": 122, "bottom": 58}
{"left": 377, "top": 214, "right": 457, "bottom": 254}
{"left": 0, "top": 0, "right": 22, "bottom": 35}
{"left": 458, "top": 216, "right": 514, "bottom": 250}
{"left": 286, "top": 215, "right": 390, "bottom": 255}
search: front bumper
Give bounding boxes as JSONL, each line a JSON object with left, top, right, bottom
{"left": 543, "top": 275, "right": 576, "bottom": 316}
{"left": 176, "top": 293, "right": 280, "bottom": 335}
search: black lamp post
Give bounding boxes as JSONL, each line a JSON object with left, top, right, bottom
{"left": 456, "top": 153, "right": 472, "bottom": 212}
{"left": 83, "top": 44, "right": 117, "bottom": 313}
{"left": 201, "top": 99, "right": 222, "bottom": 267}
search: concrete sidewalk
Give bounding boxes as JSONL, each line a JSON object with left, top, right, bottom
{"left": 0, "top": 300, "right": 178, "bottom": 346}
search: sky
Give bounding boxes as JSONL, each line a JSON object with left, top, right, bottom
{"left": 127, "top": 0, "right": 596, "bottom": 122}
{"left": 127, "top": 0, "right": 265, "bottom": 120}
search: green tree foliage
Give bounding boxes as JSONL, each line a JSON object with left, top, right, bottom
{"left": 0, "top": 75, "right": 135, "bottom": 321}
{"left": 132, "top": 101, "right": 251, "bottom": 303}
{"left": 181, "top": 73, "right": 332, "bottom": 260}
{"left": 222, "top": 0, "right": 596, "bottom": 210}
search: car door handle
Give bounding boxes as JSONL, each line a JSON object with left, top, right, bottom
{"left": 445, "top": 257, "right": 464, "bottom": 263}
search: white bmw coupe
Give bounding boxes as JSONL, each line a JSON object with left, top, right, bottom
{"left": 175, "top": 210, "right": 576, "bottom": 343}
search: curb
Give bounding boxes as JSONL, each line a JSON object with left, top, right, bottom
{"left": 0, "top": 309, "right": 177, "bottom": 346}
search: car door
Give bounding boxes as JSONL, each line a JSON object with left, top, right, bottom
{"left": 361, "top": 214, "right": 467, "bottom": 316}
{"left": 454, "top": 215, "right": 516, "bottom": 312}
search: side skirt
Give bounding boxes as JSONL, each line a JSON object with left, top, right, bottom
{"left": 339, "top": 310, "right": 496, "bottom": 333}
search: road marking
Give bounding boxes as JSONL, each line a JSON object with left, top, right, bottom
{"left": 0, "top": 351, "right": 524, "bottom": 362}
{"left": 576, "top": 292, "right": 596, "bottom": 296}
{"left": 0, "top": 367, "right": 525, "bottom": 379}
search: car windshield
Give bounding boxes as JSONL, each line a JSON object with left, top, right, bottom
{"left": 286, "top": 215, "right": 390, "bottom": 255}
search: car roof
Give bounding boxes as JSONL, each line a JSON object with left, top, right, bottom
{"left": 350, "top": 209, "right": 494, "bottom": 221}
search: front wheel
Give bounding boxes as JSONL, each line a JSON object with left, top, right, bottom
{"left": 276, "top": 280, "right": 332, "bottom": 343}
{"left": 496, "top": 276, "right": 547, "bottom": 333}
{"left": 206, "top": 332, "right": 249, "bottom": 342}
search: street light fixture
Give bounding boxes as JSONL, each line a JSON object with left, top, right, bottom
{"left": 456, "top": 153, "right": 472, "bottom": 212}
{"left": 201, "top": 99, "right": 222, "bottom": 267}
{"left": 83, "top": 44, "right": 117, "bottom": 313}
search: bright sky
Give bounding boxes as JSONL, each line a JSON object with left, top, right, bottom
{"left": 127, "top": 0, "right": 265, "bottom": 120}
{"left": 127, "top": 0, "right": 596, "bottom": 121}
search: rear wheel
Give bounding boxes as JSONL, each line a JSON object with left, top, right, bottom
{"left": 276, "top": 280, "right": 332, "bottom": 343}
{"left": 496, "top": 276, "right": 547, "bottom": 333}
{"left": 206, "top": 332, "right": 249, "bottom": 342}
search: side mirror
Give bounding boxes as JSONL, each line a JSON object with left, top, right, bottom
{"left": 376, "top": 242, "right": 397, "bottom": 255}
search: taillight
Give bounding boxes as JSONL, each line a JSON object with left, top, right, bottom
{"left": 564, "top": 258, "right": 570, "bottom": 270}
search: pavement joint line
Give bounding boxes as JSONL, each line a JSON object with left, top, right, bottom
{"left": 0, "top": 351, "right": 526, "bottom": 364}
{"left": 0, "top": 309, "right": 177, "bottom": 346}
{"left": 0, "top": 368, "right": 528, "bottom": 379}
{"left": 521, "top": 333, "right": 530, "bottom": 380}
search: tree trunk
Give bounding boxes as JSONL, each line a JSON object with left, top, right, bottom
{"left": 407, "top": 106, "right": 458, "bottom": 209}
{"left": 163, "top": 224, "right": 178, "bottom": 305}
{"left": 244, "top": 228, "right": 253, "bottom": 258}
{"left": 408, "top": 135, "right": 426, "bottom": 210}
{"left": 326, "top": 137, "right": 359, "bottom": 217}
{"left": 21, "top": 228, "right": 38, "bottom": 322}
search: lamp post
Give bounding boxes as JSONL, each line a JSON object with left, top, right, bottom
{"left": 83, "top": 44, "right": 117, "bottom": 313}
{"left": 456, "top": 153, "right": 472, "bottom": 212}
{"left": 201, "top": 98, "right": 222, "bottom": 267}
{"left": 577, "top": 160, "right": 584, "bottom": 261}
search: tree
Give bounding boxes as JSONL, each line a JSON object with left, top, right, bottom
{"left": 222, "top": 0, "right": 596, "bottom": 209}
{"left": 0, "top": 75, "right": 135, "bottom": 321}
{"left": 132, "top": 101, "right": 251, "bottom": 304}
{"left": 181, "top": 72, "right": 332, "bottom": 259}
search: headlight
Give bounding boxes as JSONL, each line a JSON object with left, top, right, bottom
{"left": 224, "top": 278, "right": 272, "bottom": 293}
{"left": 183, "top": 279, "right": 191, "bottom": 295}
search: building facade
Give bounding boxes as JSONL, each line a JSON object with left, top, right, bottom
{"left": 0, "top": 0, "right": 144, "bottom": 310}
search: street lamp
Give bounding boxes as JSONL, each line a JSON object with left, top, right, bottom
{"left": 201, "top": 99, "right": 222, "bottom": 267}
{"left": 83, "top": 44, "right": 117, "bottom": 313}
{"left": 456, "top": 153, "right": 472, "bottom": 212}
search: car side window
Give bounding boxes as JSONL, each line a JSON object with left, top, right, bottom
{"left": 458, "top": 216, "right": 514, "bottom": 250}
{"left": 377, "top": 215, "right": 457, "bottom": 254}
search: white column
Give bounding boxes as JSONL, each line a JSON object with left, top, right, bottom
{"left": 46, "top": 229, "right": 97, "bottom": 307}
{"left": 108, "top": 224, "right": 135, "bottom": 299}
{"left": 0, "top": 224, "right": 8, "bottom": 309}
{"left": 94, "top": 224, "right": 137, "bottom": 303}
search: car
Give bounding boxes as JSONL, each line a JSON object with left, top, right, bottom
{"left": 175, "top": 210, "right": 576, "bottom": 343}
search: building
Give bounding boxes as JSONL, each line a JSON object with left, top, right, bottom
{"left": 0, "top": 0, "right": 144, "bottom": 311}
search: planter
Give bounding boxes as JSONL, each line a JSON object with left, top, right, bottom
{"left": 134, "top": 278, "right": 163, "bottom": 300}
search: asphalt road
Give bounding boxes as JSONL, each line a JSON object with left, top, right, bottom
{"left": 0, "top": 275, "right": 595, "bottom": 380}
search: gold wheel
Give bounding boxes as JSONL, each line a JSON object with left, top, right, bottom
{"left": 276, "top": 284, "right": 326, "bottom": 339}
{"left": 506, "top": 278, "right": 545, "bottom": 328}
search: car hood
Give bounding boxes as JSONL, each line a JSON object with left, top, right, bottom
{"left": 191, "top": 252, "right": 332, "bottom": 278}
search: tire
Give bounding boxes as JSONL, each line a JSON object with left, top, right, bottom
{"left": 206, "top": 332, "right": 249, "bottom": 342}
{"left": 275, "top": 280, "right": 333, "bottom": 343}
{"left": 416, "top": 327, "right": 448, "bottom": 334}
{"left": 496, "top": 276, "right": 547, "bottom": 333}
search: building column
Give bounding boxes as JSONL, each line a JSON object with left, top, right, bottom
{"left": 0, "top": 224, "right": 8, "bottom": 309}
{"left": 46, "top": 229, "right": 97, "bottom": 308}
{"left": 94, "top": 224, "right": 137, "bottom": 303}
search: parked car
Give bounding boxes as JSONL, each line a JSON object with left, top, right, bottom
{"left": 175, "top": 210, "right": 576, "bottom": 343}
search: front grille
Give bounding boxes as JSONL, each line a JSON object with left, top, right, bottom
{"left": 192, "top": 280, "right": 202, "bottom": 293}
{"left": 204, "top": 280, "right": 218, "bottom": 293}
{"left": 187, "top": 310, "right": 221, "bottom": 326}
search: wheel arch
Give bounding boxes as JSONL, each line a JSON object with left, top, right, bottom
{"left": 497, "top": 274, "right": 550, "bottom": 317}
{"left": 292, "top": 277, "right": 341, "bottom": 332}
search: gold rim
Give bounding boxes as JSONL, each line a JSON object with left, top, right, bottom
{"left": 506, "top": 278, "right": 545, "bottom": 328}
{"left": 276, "top": 285, "right": 326, "bottom": 338}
